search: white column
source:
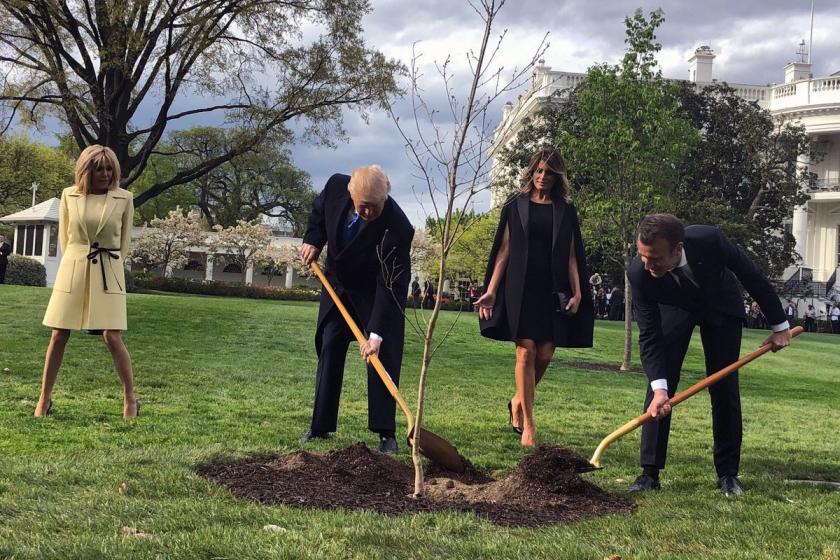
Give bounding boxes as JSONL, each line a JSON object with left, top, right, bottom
{"left": 285, "top": 261, "right": 294, "bottom": 288}
{"left": 245, "top": 263, "right": 254, "bottom": 285}
{"left": 792, "top": 206, "right": 809, "bottom": 265}
{"left": 164, "top": 264, "right": 173, "bottom": 278}
{"left": 205, "top": 254, "right": 214, "bottom": 281}
{"left": 41, "top": 223, "right": 49, "bottom": 260}
{"left": 793, "top": 152, "right": 812, "bottom": 266}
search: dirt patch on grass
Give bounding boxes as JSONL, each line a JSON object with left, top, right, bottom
{"left": 198, "top": 444, "right": 633, "bottom": 527}
{"left": 560, "top": 360, "right": 646, "bottom": 375}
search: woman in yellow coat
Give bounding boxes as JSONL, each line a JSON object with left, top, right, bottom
{"left": 35, "top": 145, "right": 139, "bottom": 419}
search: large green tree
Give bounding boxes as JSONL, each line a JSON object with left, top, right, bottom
{"left": 0, "top": 135, "right": 74, "bottom": 219}
{"left": 673, "top": 83, "right": 817, "bottom": 277}
{"left": 158, "top": 126, "right": 315, "bottom": 232}
{"left": 422, "top": 209, "right": 498, "bottom": 282}
{"left": 0, "top": 0, "right": 401, "bottom": 207}
{"left": 499, "top": 9, "right": 698, "bottom": 369}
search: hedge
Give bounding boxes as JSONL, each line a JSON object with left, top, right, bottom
{"left": 132, "top": 276, "right": 479, "bottom": 312}
{"left": 4, "top": 255, "right": 47, "bottom": 287}
{"left": 133, "top": 276, "right": 321, "bottom": 301}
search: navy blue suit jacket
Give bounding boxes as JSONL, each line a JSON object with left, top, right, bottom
{"left": 303, "top": 174, "right": 414, "bottom": 353}
{"left": 629, "top": 225, "right": 785, "bottom": 384}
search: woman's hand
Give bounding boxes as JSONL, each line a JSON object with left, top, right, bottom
{"left": 566, "top": 293, "right": 581, "bottom": 315}
{"left": 475, "top": 292, "right": 496, "bottom": 321}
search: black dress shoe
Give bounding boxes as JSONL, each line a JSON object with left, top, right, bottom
{"left": 719, "top": 475, "right": 744, "bottom": 497}
{"left": 508, "top": 400, "right": 523, "bottom": 435}
{"left": 378, "top": 435, "right": 397, "bottom": 455}
{"left": 299, "top": 430, "right": 328, "bottom": 444}
{"left": 628, "top": 474, "right": 661, "bottom": 493}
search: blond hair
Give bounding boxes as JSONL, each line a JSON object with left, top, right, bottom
{"left": 348, "top": 165, "right": 391, "bottom": 201}
{"left": 520, "top": 147, "right": 571, "bottom": 203}
{"left": 74, "top": 145, "right": 121, "bottom": 194}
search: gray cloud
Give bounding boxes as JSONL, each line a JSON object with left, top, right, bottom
{"left": 11, "top": 1, "right": 839, "bottom": 226}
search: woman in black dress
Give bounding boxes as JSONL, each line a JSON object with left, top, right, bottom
{"left": 476, "top": 148, "right": 594, "bottom": 446}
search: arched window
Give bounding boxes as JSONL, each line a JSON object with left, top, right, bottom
{"left": 223, "top": 263, "right": 242, "bottom": 274}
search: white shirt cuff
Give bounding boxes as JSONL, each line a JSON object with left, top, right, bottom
{"left": 650, "top": 379, "right": 668, "bottom": 392}
{"left": 369, "top": 332, "right": 383, "bottom": 342}
{"left": 770, "top": 321, "right": 790, "bottom": 332}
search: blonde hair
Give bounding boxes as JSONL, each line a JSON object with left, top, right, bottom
{"left": 520, "top": 147, "right": 571, "bottom": 203}
{"left": 348, "top": 165, "right": 391, "bottom": 201}
{"left": 74, "top": 145, "right": 121, "bottom": 194}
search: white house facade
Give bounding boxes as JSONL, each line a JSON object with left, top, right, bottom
{"left": 491, "top": 45, "right": 840, "bottom": 300}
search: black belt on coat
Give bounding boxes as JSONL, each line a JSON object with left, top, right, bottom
{"left": 87, "top": 242, "right": 122, "bottom": 292}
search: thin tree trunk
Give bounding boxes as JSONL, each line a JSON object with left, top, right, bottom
{"left": 412, "top": 258, "right": 448, "bottom": 497}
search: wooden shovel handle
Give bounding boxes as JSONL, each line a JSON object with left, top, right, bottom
{"left": 309, "top": 261, "right": 416, "bottom": 431}
{"left": 590, "top": 325, "right": 804, "bottom": 468}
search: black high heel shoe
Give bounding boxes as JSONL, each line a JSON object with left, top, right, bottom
{"left": 508, "top": 400, "right": 523, "bottom": 435}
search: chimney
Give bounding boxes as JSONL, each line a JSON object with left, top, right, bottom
{"left": 688, "top": 45, "right": 715, "bottom": 83}
{"left": 784, "top": 40, "right": 812, "bottom": 83}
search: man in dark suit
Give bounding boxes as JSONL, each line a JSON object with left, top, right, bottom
{"left": 0, "top": 234, "right": 11, "bottom": 284}
{"left": 298, "top": 166, "right": 413, "bottom": 454}
{"left": 627, "top": 214, "right": 791, "bottom": 496}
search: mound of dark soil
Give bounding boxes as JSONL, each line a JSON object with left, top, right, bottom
{"left": 198, "top": 443, "right": 633, "bottom": 527}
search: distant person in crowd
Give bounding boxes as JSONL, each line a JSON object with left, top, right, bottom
{"left": 751, "top": 301, "right": 766, "bottom": 330}
{"left": 743, "top": 298, "right": 753, "bottom": 328}
{"left": 608, "top": 286, "right": 625, "bottom": 321}
{"left": 589, "top": 273, "right": 601, "bottom": 307}
{"left": 804, "top": 304, "right": 817, "bottom": 332}
{"left": 411, "top": 276, "right": 422, "bottom": 309}
{"left": 298, "top": 165, "right": 413, "bottom": 455}
{"left": 36, "top": 145, "right": 139, "bottom": 420}
{"left": 0, "top": 233, "right": 10, "bottom": 283}
{"left": 467, "top": 281, "right": 479, "bottom": 308}
{"left": 596, "top": 287, "right": 608, "bottom": 318}
{"left": 785, "top": 300, "right": 798, "bottom": 324}
{"left": 423, "top": 278, "right": 435, "bottom": 309}
{"left": 628, "top": 214, "right": 791, "bottom": 496}
{"left": 476, "top": 148, "right": 594, "bottom": 447}
{"left": 831, "top": 303, "right": 840, "bottom": 334}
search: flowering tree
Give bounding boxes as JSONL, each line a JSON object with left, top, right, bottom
{"left": 212, "top": 219, "right": 272, "bottom": 284}
{"left": 409, "top": 228, "right": 435, "bottom": 278}
{"left": 130, "top": 208, "right": 205, "bottom": 276}
{"left": 255, "top": 244, "right": 297, "bottom": 286}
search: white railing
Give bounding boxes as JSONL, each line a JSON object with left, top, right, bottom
{"left": 769, "top": 75, "right": 840, "bottom": 111}
{"left": 808, "top": 179, "right": 840, "bottom": 193}
{"left": 812, "top": 77, "right": 840, "bottom": 92}
{"left": 773, "top": 84, "right": 797, "bottom": 98}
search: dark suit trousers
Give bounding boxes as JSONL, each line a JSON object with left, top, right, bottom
{"left": 0, "top": 262, "right": 6, "bottom": 283}
{"left": 640, "top": 310, "right": 743, "bottom": 477}
{"left": 310, "top": 308, "right": 401, "bottom": 435}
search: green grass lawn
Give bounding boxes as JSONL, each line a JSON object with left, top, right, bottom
{"left": 1, "top": 285, "right": 838, "bottom": 559}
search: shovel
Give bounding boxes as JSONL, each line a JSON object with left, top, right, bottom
{"left": 309, "top": 261, "right": 466, "bottom": 473}
{"left": 588, "top": 325, "right": 804, "bottom": 469}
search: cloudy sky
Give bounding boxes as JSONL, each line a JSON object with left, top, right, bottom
{"left": 285, "top": 0, "right": 840, "bottom": 224}
{"left": 10, "top": 1, "right": 840, "bottom": 225}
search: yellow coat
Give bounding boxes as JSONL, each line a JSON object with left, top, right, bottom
{"left": 43, "top": 186, "right": 134, "bottom": 331}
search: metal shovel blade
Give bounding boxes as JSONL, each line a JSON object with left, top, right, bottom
{"left": 410, "top": 427, "right": 466, "bottom": 473}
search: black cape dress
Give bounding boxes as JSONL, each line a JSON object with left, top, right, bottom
{"left": 479, "top": 193, "right": 594, "bottom": 347}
